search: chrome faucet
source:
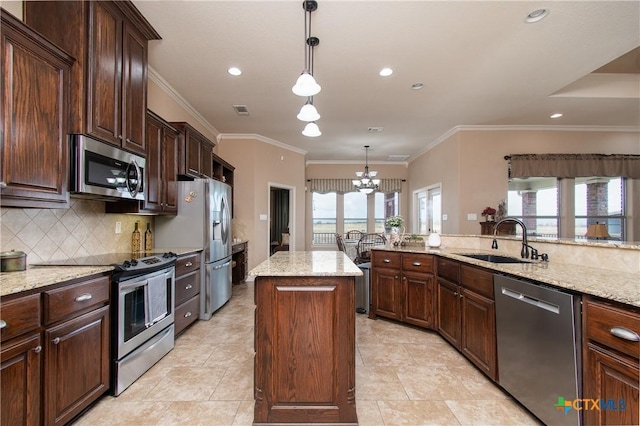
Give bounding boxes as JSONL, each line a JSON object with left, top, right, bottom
{"left": 491, "top": 217, "right": 531, "bottom": 259}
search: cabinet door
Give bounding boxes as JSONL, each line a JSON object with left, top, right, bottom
{"left": 403, "top": 271, "right": 435, "bottom": 329}
{"left": 1, "top": 333, "right": 41, "bottom": 426}
{"left": 1, "top": 12, "right": 72, "bottom": 208}
{"left": 44, "top": 306, "right": 110, "bottom": 426}
{"left": 87, "top": 1, "right": 122, "bottom": 147}
{"left": 200, "top": 140, "right": 213, "bottom": 178}
{"left": 186, "top": 132, "right": 201, "bottom": 176}
{"left": 372, "top": 267, "right": 402, "bottom": 320}
{"left": 144, "top": 114, "right": 163, "bottom": 212}
{"left": 162, "top": 126, "right": 179, "bottom": 213}
{"left": 437, "top": 278, "right": 460, "bottom": 347}
{"left": 584, "top": 343, "right": 639, "bottom": 426}
{"left": 460, "top": 289, "right": 497, "bottom": 380}
{"left": 121, "top": 23, "right": 147, "bottom": 155}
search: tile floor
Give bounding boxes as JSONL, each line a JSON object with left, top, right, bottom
{"left": 73, "top": 280, "right": 542, "bottom": 425}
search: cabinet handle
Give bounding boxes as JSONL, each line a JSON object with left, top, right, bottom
{"left": 33, "top": 346, "right": 42, "bottom": 354}
{"left": 118, "top": 135, "right": 123, "bottom": 140}
{"left": 383, "top": 259, "right": 391, "bottom": 263}
{"left": 395, "top": 275, "right": 399, "bottom": 279}
{"left": 184, "top": 312, "right": 192, "bottom": 318}
{"left": 75, "top": 293, "right": 92, "bottom": 302}
{"left": 0, "top": 181, "right": 6, "bottom": 188}
{"left": 185, "top": 284, "right": 193, "bottom": 290}
{"left": 185, "top": 262, "right": 193, "bottom": 267}
{"left": 610, "top": 326, "right": 640, "bottom": 342}
{"left": 52, "top": 337, "right": 60, "bottom": 345}
{"left": 0, "top": 319, "right": 6, "bottom": 329}
{"left": 188, "top": 168, "right": 199, "bottom": 174}
{"left": 412, "top": 262, "right": 421, "bottom": 266}
{"left": 126, "top": 138, "right": 131, "bottom": 143}
{"left": 453, "top": 291, "right": 458, "bottom": 296}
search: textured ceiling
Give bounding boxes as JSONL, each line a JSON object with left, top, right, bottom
{"left": 133, "top": 1, "right": 640, "bottom": 162}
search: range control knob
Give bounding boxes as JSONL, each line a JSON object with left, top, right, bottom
{"left": 122, "top": 261, "right": 131, "bottom": 269}
{"left": 130, "top": 259, "right": 138, "bottom": 266}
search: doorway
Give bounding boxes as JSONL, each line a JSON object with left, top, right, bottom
{"left": 268, "top": 183, "right": 295, "bottom": 255}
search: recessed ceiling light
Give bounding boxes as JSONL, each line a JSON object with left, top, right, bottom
{"left": 550, "top": 113, "right": 563, "bottom": 119}
{"left": 379, "top": 68, "right": 393, "bottom": 77}
{"left": 525, "top": 9, "right": 549, "bottom": 23}
{"left": 228, "top": 67, "right": 242, "bottom": 76}
{"left": 411, "top": 83, "right": 424, "bottom": 90}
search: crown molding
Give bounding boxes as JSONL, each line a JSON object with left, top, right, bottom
{"left": 148, "top": 67, "right": 219, "bottom": 137}
{"left": 408, "top": 124, "right": 640, "bottom": 163}
{"left": 218, "top": 133, "right": 308, "bottom": 155}
{"left": 306, "top": 160, "right": 408, "bottom": 167}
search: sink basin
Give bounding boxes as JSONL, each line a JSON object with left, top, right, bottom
{"left": 458, "top": 254, "right": 529, "bottom": 264}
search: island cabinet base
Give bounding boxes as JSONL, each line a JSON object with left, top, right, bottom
{"left": 253, "top": 276, "right": 358, "bottom": 425}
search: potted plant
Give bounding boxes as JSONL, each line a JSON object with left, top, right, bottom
{"left": 481, "top": 207, "right": 497, "bottom": 222}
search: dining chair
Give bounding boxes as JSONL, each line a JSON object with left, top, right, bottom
{"left": 355, "top": 233, "right": 387, "bottom": 264}
{"left": 345, "top": 230, "right": 364, "bottom": 240}
{"left": 335, "top": 233, "right": 346, "bottom": 252}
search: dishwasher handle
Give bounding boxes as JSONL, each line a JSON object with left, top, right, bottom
{"left": 610, "top": 326, "right": 640, "bottom": 342}
{"left": 500, "top": 287, "right": 560, "bottom": 314}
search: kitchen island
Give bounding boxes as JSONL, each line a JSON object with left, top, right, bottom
{"left": 250, "top": 251, "right": 362, "bottom": 425}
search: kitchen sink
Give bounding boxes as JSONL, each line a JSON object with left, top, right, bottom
{"left": 458, "top": 254, "right": 530, "bottom": 264}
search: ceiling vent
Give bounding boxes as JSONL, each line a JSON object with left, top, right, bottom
{"left": 367, "top": 126, "right": 384, "bottom": 133}
{"left": 233, "top": 105, "right": 250, "bottom": 115}
{"left": 388, "top": 154, "right": 410, "bottom": 161}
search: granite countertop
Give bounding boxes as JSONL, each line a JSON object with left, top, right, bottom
{"left": 372, "top": 245, "right": 640, "bottom": 308}
{"left": 250, "top": 251, "right": 363, "bottom": 277}
{"left": 0, "top": 248, "right": 202, "bottom": 298}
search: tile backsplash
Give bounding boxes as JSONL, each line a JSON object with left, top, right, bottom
{"left": 1, "top": 199, "right": 153, "bottom": 265}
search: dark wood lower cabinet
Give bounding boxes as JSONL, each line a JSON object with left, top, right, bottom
{"left": 460, "top": 289, "right": 496, "bottom": 378}
{"left": 583, "top": 296, "right": 640, "bottom": 425}
{"left": 44, "top": 305, "right": 110, "bottom": 425}
{"left": 0, "top": 333, "right": 42, "bottom": 426}
{"left": 436, "top": 278, "right": 461, "bottom": 346}
{"left": 254, "top": 276, "right": 357, "bottom": 425}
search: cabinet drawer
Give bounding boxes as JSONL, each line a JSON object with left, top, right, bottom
{"left": 175, "top": 295, "right": 199, "bottom": 335}
{"left": 437, "top": 258, "right": 460, "bottom": 283}
{"left": 402, "top": 254, "right": 434, "bottom": 274}
{"left": 0, "top": 293, "right": 41, "bottom": 342}
{"left": 460, "top": 264, "right": 494, "bottom": 299}
{"left": 585, "top": 299, "right": 640, "bottom": 360}
{"left": 175, "top": 270, "right": 201, "bottom": 306}
{"left": 176, "top": 253, "right": 201, "bottom": 277}
{"left": 372, "top": 251, "right": 401, "bottom": 269}
{"left": 43, "top": 276, "right": 110, "bottom": 325}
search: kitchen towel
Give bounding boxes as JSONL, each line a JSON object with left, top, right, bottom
{"left": 145, "top": 274, "right": 168, "bottom": 325}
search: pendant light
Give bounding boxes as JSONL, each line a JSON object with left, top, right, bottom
{"left": 297, "top": 97, "right": 320, "bottom": 122}
{"left": 292, "top": 1, "right": 321, "bottom": 97}
{"left": 353, "top": 145, "right": 380, "bottom": 193}
{"left": 302, "top": 122, "right": 321, "bottom": 137}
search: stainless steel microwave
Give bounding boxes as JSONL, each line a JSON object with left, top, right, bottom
{"left": 70, "top": 135, "right": 145, "bottom": 201}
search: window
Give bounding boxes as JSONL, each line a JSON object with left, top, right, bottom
{"left": 312, "top": 192, "right": 336, "bottom": 244}
{"left": 507, "top": 178, "right": 558, "bottom": 238}
{"left": 311, "top": 190, "right": 399, "bottom": 245}
{"left": 344, "top": 192, "right": 367, "bottom": 233}
{"left": 375, "top": 192, "right": 399, "bottom": 233}
{"left": 575, "top": 177, "right": 624, "bottom": 240}
{"left": 414, "top": 184, "right": 441, "bottom": 234}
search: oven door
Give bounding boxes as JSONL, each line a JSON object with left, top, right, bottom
{"left": 117, "top": 267, "right": 175, "bottom": 360}
{"left": 71, "top": 134, "right": 145, "bottom": 200}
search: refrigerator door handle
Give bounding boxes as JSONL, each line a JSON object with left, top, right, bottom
{"left": 212, "top": 260, "right": 232, "bottom": 270}
{"left": 221, "top": 195, "right": 230, "bottom": 245}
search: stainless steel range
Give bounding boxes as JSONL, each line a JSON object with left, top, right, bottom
{"left": 36, "top": 252, "right": 178, "bottom": 395}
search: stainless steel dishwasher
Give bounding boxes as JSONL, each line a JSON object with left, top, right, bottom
{"left": 494, "top": 274, "right": 582, "bottom": 426}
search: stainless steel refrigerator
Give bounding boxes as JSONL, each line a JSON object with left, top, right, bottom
{"left": 155, "top": 179, "right": 232, "bottom": 320}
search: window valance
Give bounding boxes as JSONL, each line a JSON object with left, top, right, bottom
{"left": 308, "top": 178, "right": 404, "bottom": 194}
{"left": 507, "top": 154, "right": 640, "bottom": 179}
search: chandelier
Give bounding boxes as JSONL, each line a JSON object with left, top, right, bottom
{"left": 292, "top": 1, "right": 321, "bottom": 137}
{"left": 352, "top": 145, "right": 380, "bottom": 194}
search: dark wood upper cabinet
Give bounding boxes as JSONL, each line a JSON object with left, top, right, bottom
{"left": 1, "top": 10, "right": 74, "bottom": 208}
{"left": 171, "top": 122, "right": 216, "bottom": 179}
{"left": 25, "top": 0, "right": 161, "bottom": 156}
